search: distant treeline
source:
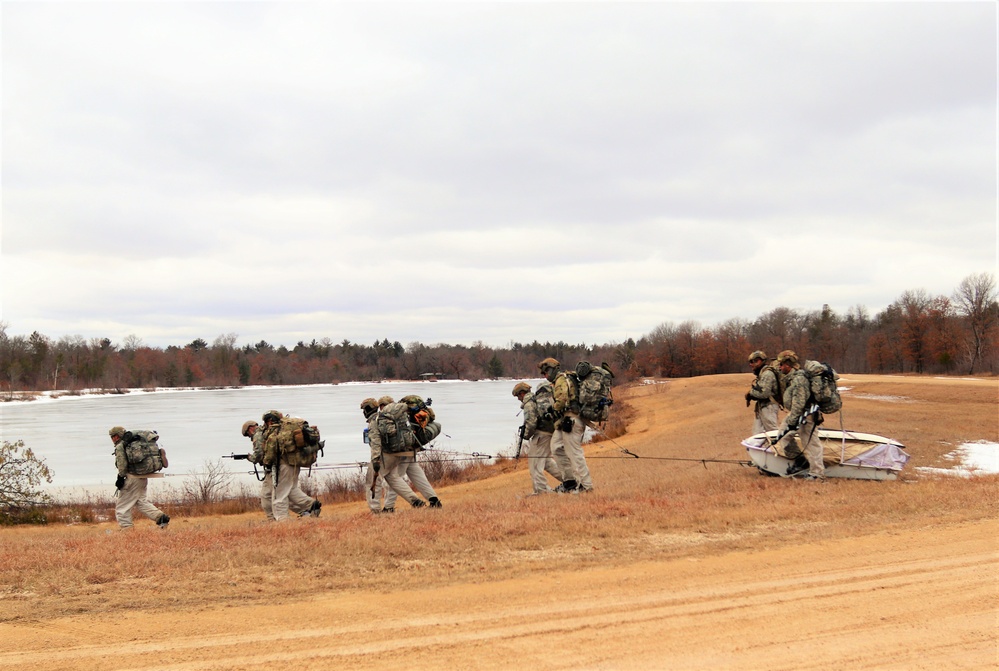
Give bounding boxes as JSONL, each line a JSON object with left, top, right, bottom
{"left": 2, "top": 273, "right": 995, "bottom": 394}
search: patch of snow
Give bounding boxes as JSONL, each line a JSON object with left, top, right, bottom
{"left": 848, "top": 393, "right": 915, "bottom": 403}
{"left": 916, "top": 441, "right": 999, "bottom": 477}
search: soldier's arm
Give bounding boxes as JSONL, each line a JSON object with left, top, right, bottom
{"left": 785, "top": 378, "right": 807, "bottom": 426}
{"left": 368, "top": 419, "right": 383, "bottom": 464}
{"left": 755, "top": 369, "right": 777, "bottom": 399}
{"left": 523, "top": 400, "right": 538, "bottom": 438}
{"left": 114, "top": 444, "right": 127, "bottom": 477}
{"left": 552, "top": 376, "right": 568, "bottom": 413}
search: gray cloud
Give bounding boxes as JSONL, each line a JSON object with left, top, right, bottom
{"left": 2, "top": 2, "right": 994, "bottom": 348}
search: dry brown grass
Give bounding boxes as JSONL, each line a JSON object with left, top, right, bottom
{"left": 1, "top": 373, "right": 996, "bottom": 624}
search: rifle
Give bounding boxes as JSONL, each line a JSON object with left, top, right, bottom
{"left": 223, "top": 453, "right": 266, "bottom": 481}
{"left": 515, "top": 424, "right": 525, "bottom": 460}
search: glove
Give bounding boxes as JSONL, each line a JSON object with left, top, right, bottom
{"left": 371, "top": 458, "right": 381, "bottom": 474}
{"left": 560, "top": 416, "right": 574, "bottom": 432}
{"left": 412, "top": 409, "right": 430, "bottom": 428}
{"left": 745, "top": 392, "right": 752, "bottom": 407}
{"left": 115, "top": 475, "right": 125, "bottom": 490}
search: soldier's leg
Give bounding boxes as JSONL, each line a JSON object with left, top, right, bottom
{"left": 550, "top": 428, "right": 575, "bottom": 484}
{"left": 133, "top": 478, "right": 165, "bottom": 522}
{"left": 382, "top": 474, "right": 397, "bottom": 511}
{"left": 382, "top": 453, "right": 423, "bottom": 506}
{"left": 534, "top": 431, "right": 563, "bottom": 483}
{"left": 405, "top": 457, "right": 438, "bottom": 500}
{"left": 800, "top": 416, "right": 826, "bottom": 478}
{"left": 272, "top": 463, "right": 297, "bottom": 521}
{"left": 759, "top": 404, "right": 780, "bottom": 434}
{"left": 115, "top": 475, "right": 142, "bottom": 528}
{"left": 260, "top": 472, "right": 276, "bottom": 521}
{"left": 287, "top": 472, "right": 314, "bottom": 515}
{"left": 562, "top": 413, "right": 592, "bottom": 491}
{"left": 526, "top": 434, "right": 554, "bottom": 493}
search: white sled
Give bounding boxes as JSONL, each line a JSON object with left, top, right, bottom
{"left": 742, "top": 429, "right": 910, "bottom": 481}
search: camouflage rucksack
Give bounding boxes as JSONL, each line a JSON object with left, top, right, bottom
{"left": 801, "top": 360, "right": 842, "bottom": 414}
{"left": 262, "top": 417, "right": 323, "bottom": 467}
{"left": 374, "top": 402, "right": 417, "bottom": 454}
{"left": 574, "top": 361, "right": 615, "bottom": 422}
{"left": 122, "top": 430, "right": 167, "bottom": 475}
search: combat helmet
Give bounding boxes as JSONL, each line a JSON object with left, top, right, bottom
{"left": 776, "top": 350, "right": 799, "bottom": 367}
{"left": 538, "top": 357, "right": 560, "bottom": 373}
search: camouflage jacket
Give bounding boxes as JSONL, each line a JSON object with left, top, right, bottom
{"left": 248, "top": 430, "right": 268, "bottom": 468}
{"left": 552, "top": 372, "right": 578, "bottom": 415}
{"left": 113, "top": 439, "right": 127, "bottom": 478}
{"left": 781, "top": 368, "right": 812, "bottom": 427}
{"left": 520, "top": 391, "right": 540, "bottom": 439}
{"left": 748, "top": 366, "right": 781, "bottom": 406}
{"left": 366, "top": 414, "right": 381, "bottom": 464}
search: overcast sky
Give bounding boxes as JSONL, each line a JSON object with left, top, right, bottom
{"left": 3, "top": 2, "right": 996, "bottom": 349}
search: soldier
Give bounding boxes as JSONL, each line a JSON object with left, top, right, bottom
{"left": 259, "top": 410, "right": 322, "bottom": 521}
{"left": 774, "top": 351, "right": 825, "bottom": 479}
{"left": 369, "top": 398, "right": 442, "bottom": 509}
{"left": 360, "top": 398, "right": 396, "bottom": 514}
{"left": 109, "top": 426, "right": 169, "bottom": 530}
{"left": 745, "top": 350, "right": 782, "bottom": 435}
{"left": 512, "top": 382, "right": 564, "bottom": 495}
{"left": 241, "top": 420, "right": 317, "bottom": 521}
{"left": 539, "top": 357, "right": 593, "bottom": 493}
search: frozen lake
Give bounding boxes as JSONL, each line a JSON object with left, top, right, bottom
{"left": 0, "top": 380, "right": 536, "bottom": 495}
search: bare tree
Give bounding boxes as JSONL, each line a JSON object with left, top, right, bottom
{"left": 181, "top": 459, "right": 233, "bottom": 504}
{"left": 952, "top": 272, "right": 998, "bottom": 374}
{"left": 0, "top": 440, "right": 54, "bottom": 508}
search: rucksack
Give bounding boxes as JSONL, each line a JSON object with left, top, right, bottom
{"left": 802, "top": 360, "right": 842, "bottom": 414}
{"left": 121, "top": 430, "right": 167, "bottom": 475}
{"left": 414, "top": 420, "right": 442, "bottom": 446}
{"left": 262, "top": 417, "right": 323, "bottom": 467}
{"left": 374, "top": 402, "right": 417, "bottom": 454}
{"left": 573, "top": 361, "right": 615, "bottom": 422}
{"left": 399, "top": 395, "right": 441, "bottom": 447}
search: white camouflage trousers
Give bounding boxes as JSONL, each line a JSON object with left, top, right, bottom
{"left": 527, "top": 431, "right": 562, "bottom": 493}
{"left": 115, "top": 475, "right": 164, "bottom": 528}
{"left": 752, "top": 402, "right": 781, "bottom": 435}
{"left": 551, "top": 412, "right": 592, "bottom": 490}
{"left": 271, "top": 462, "right": 316, "bottom": 521}
{"left": 261, "top": 466, "right": 313, "bottom": 521}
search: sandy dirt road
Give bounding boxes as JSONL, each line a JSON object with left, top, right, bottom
{"left": 2, "top": 518, "right": 995, "bottom": 671}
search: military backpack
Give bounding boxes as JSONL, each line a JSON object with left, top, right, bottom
{"left": 573, "top": 361, "right": 615, "bottom": 423}
{"left": 374, "top": 402, "right": 417, "bottom": 454}
{"left": 801, "top": 360, "right": 842, "bottom": 414}
{"left": 121, "top": 430, "right": 168, "bottom": 475}
{"left": 262, "top": 417, "right": 324, "bottom": 467}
